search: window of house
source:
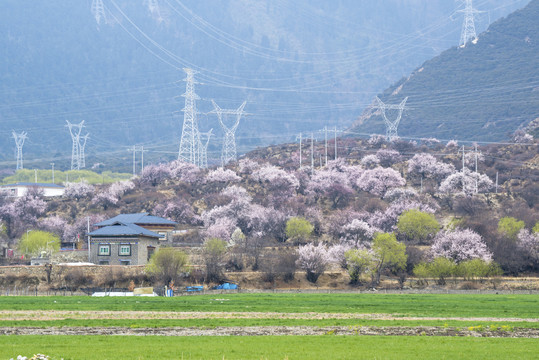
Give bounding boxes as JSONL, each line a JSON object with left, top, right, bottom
{"left": 120, "top": 260, "right": 131, "bottom": 266}
{"left": 147, "top": 246, "right": 155, "bottom": 261}
{"left": 99, "top": 260, "right": 109, "bottom": 265}
{"left": 119, "top": 244, "right": 131, "bottom": 256}
{"left": 98, "top": 244, "right": 110, "bottom": 256}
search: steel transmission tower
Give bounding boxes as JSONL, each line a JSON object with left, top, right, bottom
{"left": 211, "top": 100, "right": 247, "bottom": 166}
{"left": 178, "top": 68, "right": 201, "bottom": 166}
{"left": 79, "top": 133, "right": 90, "bottom": 169}
{"left": 458, "top": 0, "right": 481, "bottom": 47}
{"left": 375, "top": 97, "right": 409, "bottom": 141}
{"left": 91, "top": 0, "right": 106, "bottom": 25}
{"left": 148, "top": 0, "right": 159, "bottom": 13}
{"left": 66, "top": 120, "right": 85, "bottom": 170}
{"left": 198, "top": 129, "right": 213, "bottom": 169}
{"left": 12, "top": 131, "right": 27, "bottom": 170}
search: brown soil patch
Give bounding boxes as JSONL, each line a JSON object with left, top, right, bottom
{"left": 0, "top": 310, "right": 538, "bottom": 322}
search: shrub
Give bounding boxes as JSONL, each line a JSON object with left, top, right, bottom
{"left": 146, "top": 247, "right": 190, "bottom": 286}
{"left": 285, "top": 217, "right": 314, "bottom": 244}
{"left": 345, "top": 249, "right": 375, "bottom": 285}
{"left": 202, "top": 238, "right": 227, "bottom": 283}
{"left": 397, "top": 209, "right": 440, "bottom": 244}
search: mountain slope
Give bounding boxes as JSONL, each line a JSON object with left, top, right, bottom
{"left": 0, "top": 0, "right": 530, "bottom": 170}
{"left": 350, "top": 0, "right": 539, "bottom": 142}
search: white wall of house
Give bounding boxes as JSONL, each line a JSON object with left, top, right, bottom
{"left": 0, "top": 184, "right": 65, "bottom": 197}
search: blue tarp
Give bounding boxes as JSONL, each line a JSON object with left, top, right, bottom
{"left": 213, "top": 283, "right": 238, "bottom": 290}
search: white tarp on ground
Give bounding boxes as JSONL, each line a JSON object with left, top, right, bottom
{"left": 92, "top": 292, "right": 158, "bottom": 297}
{"left": 91, "top": 292, "right": 158, "bottom": 297}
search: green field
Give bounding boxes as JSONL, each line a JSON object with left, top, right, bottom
{"left": 1, "top": 335, "right": 538, "bottom": 360}
{"left": 1, "top": 293, "right": 537, "bottom": 318}
{"left": 1, "top": 293, "right": 537, "bottom": 359}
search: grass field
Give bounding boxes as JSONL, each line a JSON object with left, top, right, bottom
{"left": 0, "top": 293, "right": 537, "bottom": 359}
{"left": 1, "top": 335, "right": 538, "bottom": 360}
{"left": 1, "top": 293, "right": 537, "bottom": 318}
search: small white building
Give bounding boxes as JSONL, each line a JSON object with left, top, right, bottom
{"left": 0, "top": 182, "right": 65, "bottom": 198}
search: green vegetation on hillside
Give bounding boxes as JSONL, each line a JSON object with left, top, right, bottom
{"left": 1, "top": 169, "right": 131, "bottom": 185}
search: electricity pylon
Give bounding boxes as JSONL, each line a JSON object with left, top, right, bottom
{"left": 147, "top": 0, "right": 159, "bottom": 14}
{"left": 210, "top": 100, "right": 247, "bottom": 166}
{"left": 375, "top": 97, "right": 408, "bottom": 141}
{"left": 12, "top": 131, "right": 27, "bottom": 170}
{"left": 91, "top": 0, "right": 106, "bottom": 25}
{"left": 146, "top": 0, "right": 163, "bottom": 22}
{"left": 458, "top": 0, "right": 481, "bottom": 47}
{"left": 66, "top": 120, "right": 85, "bottom": 170}
{"left": 198, "top": 129, "right": 213, "bottom": 169}
{"left": 79, "top": 133, "right": 89, "bottom": 169}
{"left": 178, "top": 68, "right": 201, "bottom": 166}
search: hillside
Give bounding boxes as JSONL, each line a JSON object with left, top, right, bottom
{"left": 351, "top": 0, "right": 539, "bottom": 142}
{"left": 1, "top": 135, "right": 537, "bottom": 282}
{"left": 0, "top": 0, "right": 529, "bottom": 171}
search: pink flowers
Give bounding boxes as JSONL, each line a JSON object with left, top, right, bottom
{"left": 357, "top": 167, "right": 405, "bottom": 197}
{"left": 430, "top": 229, "right": 492, "bottom": 263}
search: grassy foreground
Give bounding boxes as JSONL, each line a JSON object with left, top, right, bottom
{"left": 1, "top": 335, "right": 538, "bottom": 360}
{"left": 1, "top": 293, "right": 538, "bottom": 318}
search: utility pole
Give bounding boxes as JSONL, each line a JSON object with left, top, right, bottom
{"left": 128, "top": 146, "right": 137, "bottom": 176}
{"left": 458, "top": 0, "right": 481, "bottom": 47}
{"left": 495, "top": 172, "right": 499, "bottom": 194}
{"left": 461, "top": 145, "right": 465, "bottom": 171}
{"left": 141, "top": 146, "right": 145, "bottom": 174}
{"left": 311, "top": 133, "right": 314, "bottom": 174}
{"left": 324, "top": 126, "right": 328, "bottom": 166}
{"left": 87, "top": 216, "right": 91, "bottom": 263}
{"left": 34, "top": 169, "right": 37, "bottom": 184}
{"left": 210, "top": 100, "right": 247, "bottom": 166}
{"left": 460, "top": 145, "right": 466, "bottom": 192}
{"left": 334, "top": 127, "right": 338, "bottom": 160}
{"left": 474, "top": 144, "right": 478, "bottom": 194}
{"left": 178, "top": 68, "right": 201, "bottom": 166}
{"left": 51, "top": 163, "right": 55, "bottom": 184}
{"left": 375, "top": 97, "right": 409, "bottom": 141}
{"left": 296, "top": 133, "right": 303, "bottom": 169}
{"left": 12, "top": 131, "right": 27, "bottom": 170}
{"left": 140, "top": 146, "right": 148, "bottom": 174}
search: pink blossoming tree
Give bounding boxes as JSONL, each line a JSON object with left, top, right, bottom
{"left": 296, "top": 243, "right": 329, "bottom": 283}
{"left": 430, "top": 229, "right": 492, "bottom": 263}
{"left": 357, "top": 167, "right": 406, "bottom": 197}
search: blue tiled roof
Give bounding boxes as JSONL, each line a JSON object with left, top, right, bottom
{"left": 95, "top": 213, "right": 176, "bottom": 227}
{"left": 88, "top": 222, "right": 163, "bottom": 238}
{"left": 1, "top": 182, "right": 64, "bottom": 188}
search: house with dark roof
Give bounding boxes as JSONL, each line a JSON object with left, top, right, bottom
{"left": 88, "top": 213, "right": 176, "bottom": 265}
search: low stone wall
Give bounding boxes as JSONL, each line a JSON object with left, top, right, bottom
{"left": 0, "top": 264, "right": 148, "bottom": 293}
